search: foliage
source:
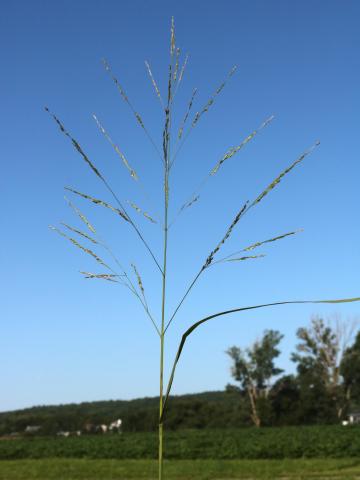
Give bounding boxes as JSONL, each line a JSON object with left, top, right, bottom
{"left": 2, "top": 426, "right": 360, "bottom": 460}
{"left": 226, "top": 330, "right": 284, "bottom": 427}
{"left": 0, "top": 392, "right": 251, "bottom": 435}
{"left": 340, "top": 331, "right": 360, "bottom": 405}
{"left": 46, "top": 17, "right": 360, "bottom": 479}
{"left": 291, "top": 316, "right": 357, "bottom": 420}
{"left": 292, "top": 317, "right": 339, "bottom": 385}
{"left": 227, "top": 331, "right": 284, "bottom": 391}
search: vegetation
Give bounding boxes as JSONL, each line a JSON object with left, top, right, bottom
{"left": 2, "top": 426, "right": 360, "bottom": 460}
{"left": 227, "top": 330, "right": 284, "bottom": 427}
{"left": 225, "top": 318, "right": 360, "bottom": 427}
{"left": 45, "top": 16, "right": 360, "bottom": 480}
{"left": 2, "top": 458, "right": 360, "bottom": 480}
{"left": 2, "top": 319, "right": 360, "bottom": 435}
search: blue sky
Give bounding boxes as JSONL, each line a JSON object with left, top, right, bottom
{"left": 1, "top": 0, "right": 360, "bottom": 412}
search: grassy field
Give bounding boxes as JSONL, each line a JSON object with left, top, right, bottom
{"left": 1, "top": 427, "right": 360, "bottom": 460}
{"left": 2, "top": 428, "right": 360, "bottom": 479}
{"left": 1, "top": 458, "right": 360, "bottom": 479}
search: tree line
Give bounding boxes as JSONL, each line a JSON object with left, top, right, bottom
{"left": 1, "top": 315, "right": 359, "bottom": 435}
{"left": 226, "top": 315, "right": 360, "bottom": 427}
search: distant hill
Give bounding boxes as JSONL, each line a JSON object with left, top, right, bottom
{"left": 0, "top": 391, "right": 250, "bottom": 435}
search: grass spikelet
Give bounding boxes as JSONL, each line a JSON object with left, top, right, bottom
{"left": 102, "top": 58, "right": 129, "bottom": 103}
{"left": 65, "top": 196, "right": 96, "bottom": 233}
{"left": 45, "top": 107, "right": 103, "bottom": 180}
{"left": 178, "top": 88, "right": 197, "bottom": 140}
{"left": 65, "top": 187, "right": 129, "bottom": 222}
{"left": 170, "top": 17, "right": 175, "bottom": 56}
{"left": 203, "top": 201, "right": 249, "bottom": 269}
{"left": 250, "top": 142, "right": 320, "bottom": 208}
{"left": 93, "top": 114, "right": 138, "bottom": 180}
{"left": 192, "top": 65, "right": 237, "bottom": 128}
{"left": 243, "top": 229, "right": 303, "bottom": 252}
{"left": 61, "top": 222, "right": 98, "bottom": 244}
{"left": 177, "top": 54, "right": 189, "bottom": 87}
{"left": 49, "top": 226, "right": 111, "bottom": 270}
{"left": 210, "top": 115, "right": 275, "bottom": 176}
{"left": 180, "top": 195, "right": 200, "bottom": 212}
{"left": 127, "top": 201, "right": 157, "bottom": 224}
{"left": 131, "top": 263, "right": 146, "bottom": 303}
{"left": 226, "top": 254, "right": 266, "bottom": 262}
{"left": 215, "top": 230, "right": 303, "bottom": 264}
{"left": 102, "top": 59, "right": 145, "bottom": 129}
{"left": 162, "top": 62, "right": 172, "bottom": 168}
{"left": 80, "top": 271, "right": 120, "bottom": 282}
{"left": 145, "top": 61, "right": 164, "bottom": 108}
{"left": 173, "top": 48, "right": 180, "bottom": 82}
{"left": 102, "top": 58, "right": 165, "bottom": 166}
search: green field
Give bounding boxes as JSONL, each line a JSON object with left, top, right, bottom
{"left": 2, "top": 427, "right": 360, "bottom": 479}
{"left": 1, "top": 427, "right": 360, "bottom": 460}
{"left": 1, "top": 458, "right": 360, "bottom": 480}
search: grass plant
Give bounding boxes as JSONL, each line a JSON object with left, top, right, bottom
{"left": 2, "top": 458, "right": 360, "bottom": 480}
{"left": 47, "top": 18, "right": 360, "bottom": 480}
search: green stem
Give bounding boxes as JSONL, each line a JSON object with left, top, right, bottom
{"left": 159, "top": 49, "right": 173, "bottom": 480}
{"left": 159, "top": 167, "right": 169, "bottom": 480}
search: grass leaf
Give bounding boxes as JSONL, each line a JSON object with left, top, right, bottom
{"left": 161, "top": 296, "right": 360, "bottom": 421}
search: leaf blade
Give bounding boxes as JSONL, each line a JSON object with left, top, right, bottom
{"left": 161, "top": 296, "right": 360, "bottom": 422}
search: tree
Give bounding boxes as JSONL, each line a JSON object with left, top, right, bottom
{"left": 269, "top": 374, "right": 301, "bottom": 425}
{"left": 227, "top": 330, "right": 284, "bottom": 427}
{"left": 340, "top": 330, "right": 360, "bottom": 409}
{"left": 46, "top": 17, "right": 360, "bottom": 480}
{"left": 292, "top": 315, "right": 357, "bottom": 419}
